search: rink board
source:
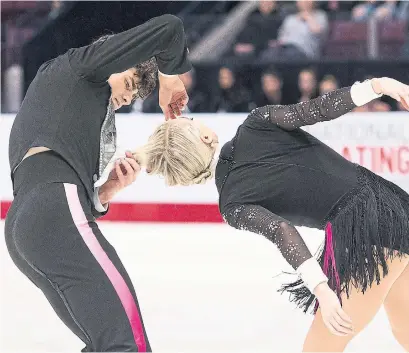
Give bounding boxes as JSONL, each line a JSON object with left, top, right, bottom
{"left": 1, "top": 112, "right": 408, "bottom": 222}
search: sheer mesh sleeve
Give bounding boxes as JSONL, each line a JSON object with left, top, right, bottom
{"left": 222, "top": 204, "right": 313, "bottom": 270}
{"left": 250, "top": 87, "right": 356, "bottom": 131}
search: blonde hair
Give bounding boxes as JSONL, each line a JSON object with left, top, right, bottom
{"left": 133, "top": 119, "right": 216, "bottom": 186}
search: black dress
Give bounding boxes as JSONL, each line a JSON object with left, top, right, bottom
{"left": 215, "top": 86, "right": 409, "bottom": 313}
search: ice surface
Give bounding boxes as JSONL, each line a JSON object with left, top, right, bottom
{"left": 0, "top": 221, "right": 403, "bottom": 352}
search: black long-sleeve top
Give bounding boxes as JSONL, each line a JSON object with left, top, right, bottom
{"left": 9, "top": 15, "right": 191, "bottom": 216}
{"left": 215, "top": 87, "right": 358, "bottom": 270}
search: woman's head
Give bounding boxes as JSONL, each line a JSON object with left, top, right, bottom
{"left": 134, "top": 118, "right": 219, "bottom": 186}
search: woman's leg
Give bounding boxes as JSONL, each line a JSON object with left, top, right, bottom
{"left": 6, "top": 183, "right": 150, "bottom": 352}
{"left": 303, "top": 253, "right": 409, "bottom": 352}
{"left": 384, "top": 260, "right": 409, "bottom": 351}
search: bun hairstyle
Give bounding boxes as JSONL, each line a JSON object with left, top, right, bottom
{"left": 133, "top": 119, "right": 215, "bottom": 186}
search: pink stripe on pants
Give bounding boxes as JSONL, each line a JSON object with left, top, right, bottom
{"left": 64, "top": 183, "right": 146, "bottom": 351}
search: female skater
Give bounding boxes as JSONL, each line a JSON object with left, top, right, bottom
{"left": 5, "top": 15, "right": 191, "bottom": 352}
{"left": 132, "top": 77, "right": 409, "bottom": 351}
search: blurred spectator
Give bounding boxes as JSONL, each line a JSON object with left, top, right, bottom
{"left": 178, "top": 70, "right": 208, "bottom": 113}
{"left": 373, "top": 0, "right": 399, "bottom": 21}
{"left": 351, "top": 1, "right": 379, "bottom": 21}
{"left": 319, "top": 1, "right": 359, "bottom": 19}
{"left": 397, "top": 100, "right": 407, "bottom": 111}
{"left": 402, "top": 30, "right": 409, "bottom": 57}
{"left": 352, "top": 104, "right": 369, "bottom": 113}
{"left": 352, "top": 105, "right": 370, "bottom": 113}
{"left": 255, "top": 69, "right": 283, "bottom": 106}
{"left": 319, "top": 74, "right": 339, "bottom": 95}
{"left": 260, "top": 0, "right": 328, "bottom": 61}
{"left": 48, "top": 1, "right": 65, "bottom": 19}
{"left": 353, "top": 100, "right": 391, "bottom": 112}
{"left": 140, "top": 88, "right": 160, "bottom": 113}
{"left": 372, "top": 100, "right": 391, "bottom": 111}
{"left": 351, "top": 0, "right": 408, "bottom": 21}
{"left": 371, "top": 0, "right": 409, "bottom": 21}
{"left": 233, "top": 1, "right": 284, "bottom": 58}
{"left": 142, "top": 69, "right": 207, "bottom": 113}
{"left": 396, "top": 1, "right": 409, "bottom": 20}
{"left": 210, "top": 66, "right": 252, "bottom": 112}
{"left": 298, "top": 68, "right": 318, "bottom": 102}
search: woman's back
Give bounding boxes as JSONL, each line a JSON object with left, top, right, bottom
{"left": 217, "top": 112, "right": 358, "bottom": 228}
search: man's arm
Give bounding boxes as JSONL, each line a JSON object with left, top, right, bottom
{"left": 68, "top": 14, "right": 191, "bottom": 82}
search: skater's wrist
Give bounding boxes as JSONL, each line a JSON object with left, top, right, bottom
{"left": 313, "top": 282, "right": 331, "bottom": 298}
{"left": 94, "top": 187, "right": 110, "bottom": 212}
{"left": 97, "top": 184, "right": 117, "bottom": 205}
{"left": 297, "top": 258, "right": 328, "bottom": 293}
{"left": 350, "top": 79, "right": 383, "bottom": 106}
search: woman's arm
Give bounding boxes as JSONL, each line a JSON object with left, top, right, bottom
{"left": 223, "top": 203, "right": 354, "bottom": 335}
{"left": 68, "top": 14, "right": 191, "bottom": 82}
{"left": 249, "top": 80, "right": 381, "bottom": 131}
{"left": 248, "top": 78, "right": 409, "bottom": 131}
{"left": 222, "top": 203, "right": 328, "bottom": 293}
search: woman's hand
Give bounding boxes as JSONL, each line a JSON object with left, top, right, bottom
{"left": 158, "top": 73, "right": 189, "bottom": 120}
{"left": 98, "top": 151, "right": 141, "bottom": 204}
{"left": 314, "top": 283, "right": 354, "bottom": 336}
{"left": 372, "top": 78, "right": 409, "bottom": 110}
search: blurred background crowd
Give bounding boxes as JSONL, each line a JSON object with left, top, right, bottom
{"left": 2, "top": 0, "right": 409, "bottom": 115}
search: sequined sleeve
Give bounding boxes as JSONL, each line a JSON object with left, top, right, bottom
{"left": 223, "top": 204, "right": 312, "bottom": 270}
{"left": 249, "top": 87, "right": 356, "bottom": 131}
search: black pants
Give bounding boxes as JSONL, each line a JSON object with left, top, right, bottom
{"left": 5, "top": 151, "right": 151, "bottom": 352}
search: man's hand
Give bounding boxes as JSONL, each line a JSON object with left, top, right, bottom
{"left": 158, "top": 73, "right": 189, "bottom": 120}
{"left": 98, "top": 151, "right": 141, "bottom": 205}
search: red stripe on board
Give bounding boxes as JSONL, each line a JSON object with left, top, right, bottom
{"left": 1, "top": 202, "right": 11, "bottom": 220}
{"left": 1, "top": 201, "right": 223, "bottom": 222}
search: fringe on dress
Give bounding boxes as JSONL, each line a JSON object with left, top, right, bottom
{"left": 280, "top": 166, "right": 409, "bottom": 314}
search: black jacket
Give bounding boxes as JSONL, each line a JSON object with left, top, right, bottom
{"left": 9, "top": 15, "right": 191, "bottom": 217}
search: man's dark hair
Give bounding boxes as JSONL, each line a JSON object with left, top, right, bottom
{"left": 93, "top": 34, "right": 158, "bottom": 100}
{"left": 133, "top": 57, "right": 158, "bottom": 100}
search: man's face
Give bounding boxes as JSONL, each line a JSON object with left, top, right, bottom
{"left": 108, "top": 68, "right": 139, "bottom": 110}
